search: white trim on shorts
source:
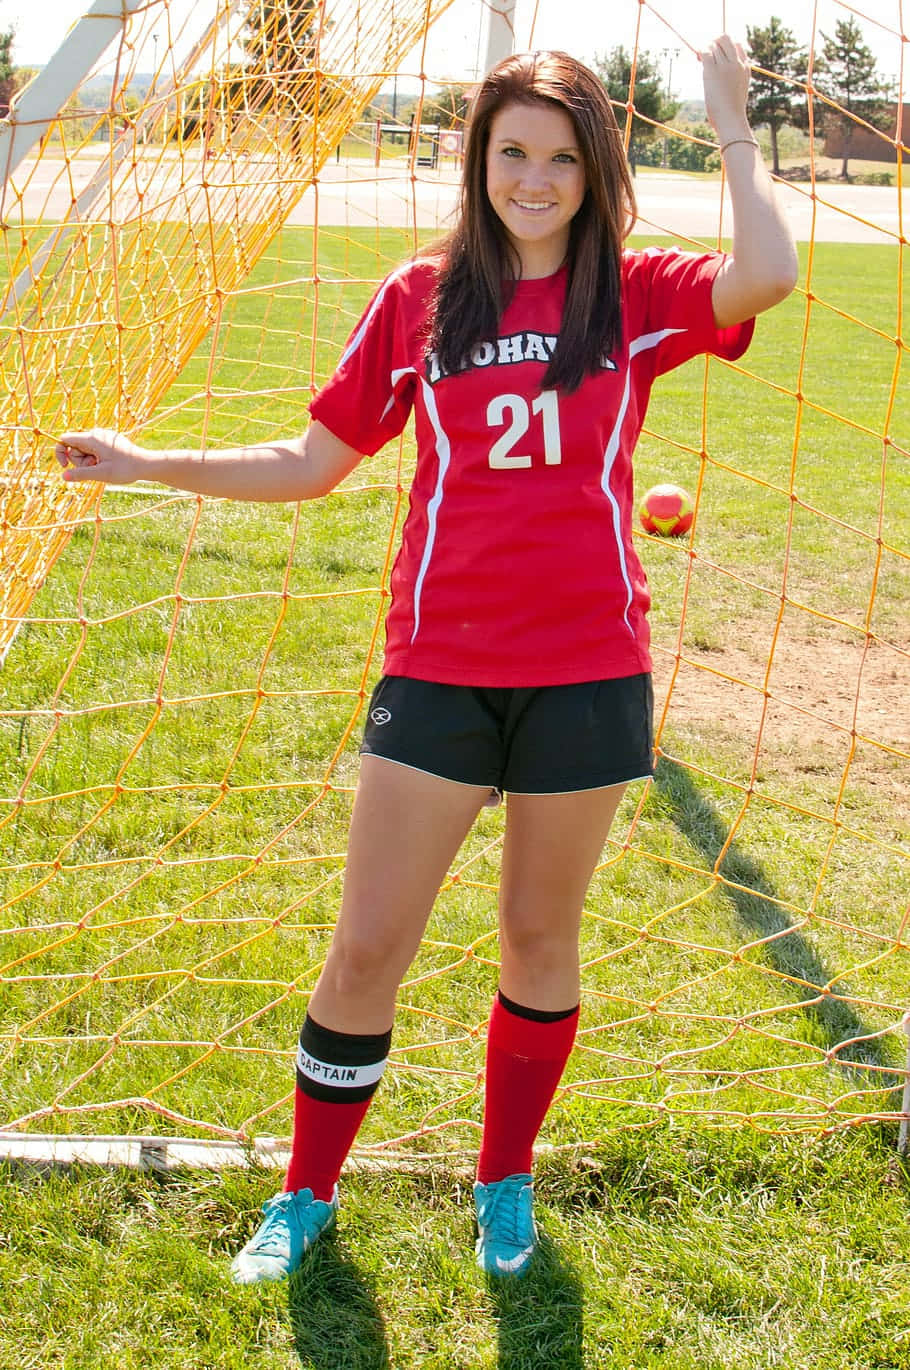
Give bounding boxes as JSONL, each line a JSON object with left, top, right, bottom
{"left": 362, "top": 752, "right": 653, "bottom": 796}
{"left": 361, "top": 752, "right": 495, "bottom": 791}
{"left": 506, "top": 773, "right": 653, "bottom": 795}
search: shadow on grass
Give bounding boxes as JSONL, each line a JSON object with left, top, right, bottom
{"left": 286, "top": 1230, "right": 389, "bottom": 1370}
{"left": 489, "top": 1233, "right": 584, "bottom": 1370}
{"left": 655, "top": 757, "right": 898, "bottom": 1081}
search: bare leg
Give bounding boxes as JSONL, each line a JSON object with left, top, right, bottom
{"left": 498, "top": 783, "right": 628, "bottom": 1009}
{"left": 308, "top": 755, "right": 490, "bottom": 1034}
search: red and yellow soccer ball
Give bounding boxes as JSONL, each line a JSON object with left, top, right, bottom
{"left": 638, "top": 482, "right": 694, "bottom": 537}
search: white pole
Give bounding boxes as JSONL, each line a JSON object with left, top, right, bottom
{"left": 483, "top": 0, "right": 517, "bottom": 74}
{"left": 0, "top": 0, "right": 154, "bottom": 187}
{"left": 0, "top": 1, "right": 238, "bottom": 323}
{"left": 899, "top": 1010, "right": 910, "bottom": 1157}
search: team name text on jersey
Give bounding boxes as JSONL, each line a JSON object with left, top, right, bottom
{"left": 425, "top": 331, "right": 618, "bottom": 384}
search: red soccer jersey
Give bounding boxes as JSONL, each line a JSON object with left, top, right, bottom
{"left": 309, "top": 248, "right": 753, "bottom": 686}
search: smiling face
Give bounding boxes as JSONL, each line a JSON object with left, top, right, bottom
{"left": 484, "top": 99, "right": 587, "bottom": 279}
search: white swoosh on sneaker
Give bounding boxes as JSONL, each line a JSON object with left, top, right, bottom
{"left": 495, "top": 1245, "right": 535, "bottom": 1273}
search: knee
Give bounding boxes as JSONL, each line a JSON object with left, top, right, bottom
{"left": 499, "top": 914, "right": 576, "bottom": 968}
{"left": 326, "top": 923, "right": 409, "bottom": 996}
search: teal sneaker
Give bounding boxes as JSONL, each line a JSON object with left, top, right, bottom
{"left": 230, "top": 1186, "right": 338, "bottom": 1284}
{"left": 473, "top": 1173, "right": 537, "bottom": 1277}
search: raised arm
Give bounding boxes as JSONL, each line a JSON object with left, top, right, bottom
{"left": 699, "top": 35, "right": 799, "bottom": 328}
{"left": 55, "top": 420, "right": 363, "bottom": 502}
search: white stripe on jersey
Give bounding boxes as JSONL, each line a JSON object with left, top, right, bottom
{"left": 601, "top": 327, "right": 686, "bottom": 634}
{"left": 410, "top": 376, "right": 452, "bottom": 644}
{"left": 338, "top": 262, "right": 412, "bottom": 369}
{"left": 381, "top": 365, "right": 417, "bottom": 423}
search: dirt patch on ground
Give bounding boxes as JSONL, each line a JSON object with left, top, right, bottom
{"left": 651, "top": 632, "right": 909, "bottom": 815}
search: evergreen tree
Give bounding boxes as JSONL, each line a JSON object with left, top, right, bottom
{"left": 745, "top": 17, "right": 810, "bottom": 175}
{"left": 593, "top": 46, "right": 678, "bottom": 159}
{"left": 817, "top": 16, "right": 895, "bottom": 177}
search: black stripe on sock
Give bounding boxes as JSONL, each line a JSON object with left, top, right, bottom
{"left": 302, "top": 1013, "right": 393, "bottom": 1064}
{"left": 497, "top": 989, "right": 579, "bottom": 1023}
{"left": 295, "top": 1013, "right": 393, "bottom": 1104}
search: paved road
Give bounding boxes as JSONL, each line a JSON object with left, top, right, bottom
{"left": 297, "top": 162, "right": 902, "bottom": 245}
{"left": 7, "top": 153, "right": 903, "bottom": 244}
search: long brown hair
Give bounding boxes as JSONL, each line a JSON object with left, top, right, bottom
{"left": 429, "top": 50, "right": 637, "bottom": 393}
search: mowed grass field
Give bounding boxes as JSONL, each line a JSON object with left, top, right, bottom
{"left": 1, "top": 227, "right": 908, "bottom": 1367}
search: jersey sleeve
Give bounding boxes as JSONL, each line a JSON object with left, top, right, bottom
{"left": 633, "top": 246, "right": 755, "bottom": 376}
{"left": 308, "top": 263, "right": 427, "bottom": 456}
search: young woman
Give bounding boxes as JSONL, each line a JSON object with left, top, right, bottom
{"left": 57, "top": 38, "right": 797, "bottom": 1282}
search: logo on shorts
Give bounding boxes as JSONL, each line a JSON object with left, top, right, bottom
{"left": 370, "top": 707, "right": 392, "bottom": 725}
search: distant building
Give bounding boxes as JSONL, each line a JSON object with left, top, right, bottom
{"left": 823, "top": 102, "right": 910, "bottom": 163}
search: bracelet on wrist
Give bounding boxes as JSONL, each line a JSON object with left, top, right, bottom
{"left": 720, "top": 138, "right": 760, "bottom": 154}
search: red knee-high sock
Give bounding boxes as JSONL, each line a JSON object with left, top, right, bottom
{"left": 476, "top": 990, "right": 579, "bottom": 1185}
{"left": 284, "top": 1090, "right": 374, "bottom": 1201}
{"left": 284, "top": 1014, "right": 391, "bottom": 1201}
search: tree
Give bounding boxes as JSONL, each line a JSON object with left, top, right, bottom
{"left": 238, "top": 0, "right": 322, "bottom": 155}
{"left": 172, "top": 2, "right": 323, "bottom": 153}
{"left": 593, "top": 46, "right": 678, "bottom": 156}
{"left": 428, "top": 84, "right": 470, "bottom": 130}
{"left": 745, "top": 17, "right": 810, "bottom": 176}
{"left": 0, "top": 28, "right": 16, "bottom": 119}
{"left": 664, "top": 123, "right": 716, "bottom": 173}
{"left": 242, "top": 0, "right": 319, "bottom": 76}
{"left": 816, "top": 17, "right": 895, "bottom": 177}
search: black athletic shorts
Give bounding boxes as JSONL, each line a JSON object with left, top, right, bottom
{"left": 359, "top": 673, "right": 654, "bottom": 795}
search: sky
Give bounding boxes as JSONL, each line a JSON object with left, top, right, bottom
{"left": 0, "top": 0, "right": 905, "bottom": 99}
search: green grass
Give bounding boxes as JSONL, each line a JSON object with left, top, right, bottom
{"left": 2, "top": 1129, "right": 908, "bottom": 1368}
{"left": 1, "top": 228, "right": 908, "bottom": 1364}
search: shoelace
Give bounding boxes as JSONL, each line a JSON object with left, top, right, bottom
{"left": 253, "top": 1192, "right": 296, "bottom": 1255}
{"left": 482, "top": 1182, "right": 529, "bottom": 1245}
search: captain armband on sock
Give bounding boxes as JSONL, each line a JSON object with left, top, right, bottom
{"left": 295, "top": 1013, "right": 392, "bottom": 1104}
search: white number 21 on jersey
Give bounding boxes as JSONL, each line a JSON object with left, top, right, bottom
{"left": 487, "top": 390, "right": 562, "bottom": 469}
